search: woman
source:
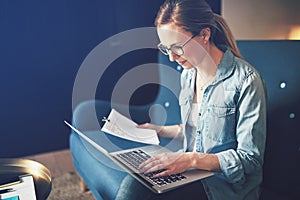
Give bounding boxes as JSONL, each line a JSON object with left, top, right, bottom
{"left": 117, "top": 0, "right": 267, "bottom": 199}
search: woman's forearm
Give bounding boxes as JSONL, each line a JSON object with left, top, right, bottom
{"left": 158, "top": 124, "right": 183, "bottom": 138}
{"left": 188, "top": 152, "right": 221, "bottom": 172}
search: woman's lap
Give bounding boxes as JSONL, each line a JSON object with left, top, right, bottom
{"left": 115, "top": 175, "right": 208, "bottom": 200}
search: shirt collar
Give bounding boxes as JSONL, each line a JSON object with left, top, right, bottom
{"left": 214, "top": 47, "right": 236, "bottom": 83}
{"left": 184, "top": 47, "right": 236, "bottom": 88}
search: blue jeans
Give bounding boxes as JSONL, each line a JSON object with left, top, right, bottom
{"left": 70, "top": 130, "right": 206, "bottom": 199}
{"left": 116, "top": 175, "right": 208, "bottom": 200}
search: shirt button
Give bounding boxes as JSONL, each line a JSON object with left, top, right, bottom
{"left": 199, "top": 113, "right": 201, "bottom": 116}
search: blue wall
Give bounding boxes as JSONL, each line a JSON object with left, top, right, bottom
{"left": 0, "top": 0, "right": 165, "bottom": 157}
{"left": 0, "top": 0, "right": 220, "bottom": 157}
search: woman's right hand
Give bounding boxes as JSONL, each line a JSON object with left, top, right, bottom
{"left": 137, "top": 123, "right": 165, "bottom": 137}
{"left": 137, "top": 123, "right": 183, "bottom": 138}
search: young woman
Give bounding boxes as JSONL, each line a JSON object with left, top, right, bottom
{"left": 118, "top": 0, "right": 267, "bottom": 199}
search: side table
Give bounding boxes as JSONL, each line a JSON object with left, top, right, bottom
{"left": 0, "top": 158, "right": 52, "bottom": 200}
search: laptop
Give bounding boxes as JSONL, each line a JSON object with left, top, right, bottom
{"left": 64, "top": 120, "right": 213, "bottom": 194}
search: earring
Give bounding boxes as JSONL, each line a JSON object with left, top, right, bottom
{"left": 201, "top": 33, "right": 208, "bottom": 45}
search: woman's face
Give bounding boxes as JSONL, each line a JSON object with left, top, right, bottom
{"left": 157, "top": 24, "right": 207, "bottom": 69}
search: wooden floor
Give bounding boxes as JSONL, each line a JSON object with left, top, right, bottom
{"left": 24, "top": 149, "right": 76, "bottom": 179}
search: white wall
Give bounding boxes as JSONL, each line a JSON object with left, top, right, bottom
{"left": 222, "top": 0, "right": 300, "bottom": 40}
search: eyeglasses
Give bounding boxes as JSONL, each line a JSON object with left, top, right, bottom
{"left": 157, "top": 35, "right": 196, "bottom": 56}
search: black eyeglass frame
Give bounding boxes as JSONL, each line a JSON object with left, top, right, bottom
{"left": 157, "top": 35, "right": 197, "bottom": 56}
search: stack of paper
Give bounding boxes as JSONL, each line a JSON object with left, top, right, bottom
{"left": 0, "top": 174, "right": 37, "bottom": 200}
{"left": 101, "top": 109, "right": 160, "bottom": 145}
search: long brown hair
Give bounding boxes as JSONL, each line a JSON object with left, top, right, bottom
{"left": 155, "top": 0, "right": 242, "bottom": 59}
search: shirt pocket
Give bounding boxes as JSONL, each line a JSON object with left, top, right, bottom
{"left": 204, "top": 106, "right": 237, "bottom": 146}
{"left": 211, "top": 106, "right": 235, "bottom": 117}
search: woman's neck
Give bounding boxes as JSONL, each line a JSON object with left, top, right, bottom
{"left": 208, "top": 44, "right": 224, "bottom": 69}
{"left": 193, "top": 44, "right": 224, "bottom": 103}
{"left": 195, "top": 44, "right": 223, "bottom": 78}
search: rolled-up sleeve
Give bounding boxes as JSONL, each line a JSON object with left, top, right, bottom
{"left": 216, "top": 70, "right": 267, "bottom": 184}
{"left": 216, "top": 149, "right": 245, "bottom": 183}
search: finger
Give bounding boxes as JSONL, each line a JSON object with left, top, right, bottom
{"left": 136, "top": 123, "right": 151, "bottom": 129}
{"left": 144, "top": 161, "right": 163, "bottom": 174}
{"left": 139, "top": 157, "right": 156, "bottom": 169}
{"left": 139, "top": 153, "right": 163, "bottom": 168}
{"left": 141, "top": 159, "right": 162, "bottom": 173}
{"left": 153, "top": 169, "right": 172, "bottom": 178}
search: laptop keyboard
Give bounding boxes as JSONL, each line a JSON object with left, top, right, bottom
{"left": 115, "top": 149, "right": 186, "bottom": 186}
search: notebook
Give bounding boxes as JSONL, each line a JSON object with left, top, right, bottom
{"left": 64, "top": 120, "right": 213, "bottom": 194}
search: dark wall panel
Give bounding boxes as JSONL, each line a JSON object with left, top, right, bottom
{"left": 0, "top": 0, "right": 164, "bottom": 157}
{"left": 0, "top": 0, "right": 220, "bottom": 157}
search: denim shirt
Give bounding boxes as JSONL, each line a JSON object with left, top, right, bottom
{"left": 179, "top": 49, "right": 267, "bottom": 200}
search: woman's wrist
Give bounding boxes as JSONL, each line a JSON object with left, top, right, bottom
{"left": 176, "top": 124, "right": 183, "bottom": 137}
{"left": 157, "top": 124, "right": 183, "bottom": 138}
{"left": 189, "top": 152, "right": 221, "bottom": 171}
{"left": 156, "top": 126, "right": 165, "bottom": 137}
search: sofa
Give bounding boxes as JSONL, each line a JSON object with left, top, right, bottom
{"left": 69, "top": 40, "right": 300, "bottom": 200}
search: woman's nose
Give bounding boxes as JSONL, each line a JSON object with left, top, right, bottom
{"left": 168, "top": 52, "right": 179, "bottom": 62}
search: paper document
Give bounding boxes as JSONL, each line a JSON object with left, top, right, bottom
{"left": 101, "top": 109, "right": 159, "bottom": 145}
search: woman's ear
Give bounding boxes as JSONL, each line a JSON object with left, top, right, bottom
{"left": 200, "top": 28, "right": 211, "bottom": 44}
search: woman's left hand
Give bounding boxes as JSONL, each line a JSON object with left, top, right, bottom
{"left": 139, "top": 152, "right": 194, "bottom": 177}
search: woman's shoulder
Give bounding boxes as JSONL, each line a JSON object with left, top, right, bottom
{"left": 232, "top": 55, "right": 265, "bottom": 92}
{"left": 233, "top": 54, "right": 262, "bottom": 80}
